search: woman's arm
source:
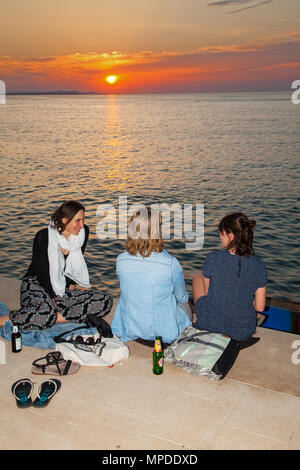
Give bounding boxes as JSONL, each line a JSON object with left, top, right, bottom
{"left": 29, "top": 229, "right": 56, "bottom": 299}
{"left": 253, "top": 286, "right": 266, "bottom": 312}
{"left": 172, "top": 258, "right": 189, "bottom": 304}
{"left": 203, "top": 276, "right": 210, "bottom": 296}
{"left": 192, "top": 272, "right": 209, "bottom": 304}
{"left": 81, "top": 225, "right": 89, "bottom": 254}
{"left": 192, "top": 253, "right": 214, "bottom": 303}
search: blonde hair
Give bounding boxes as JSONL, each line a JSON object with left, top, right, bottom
{"left": 126, "top": 206, "right": 164, "bottom": 257}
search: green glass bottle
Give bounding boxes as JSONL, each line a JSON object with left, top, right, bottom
{"left": 153, "top": 336, "right": 164, "bottom": 375}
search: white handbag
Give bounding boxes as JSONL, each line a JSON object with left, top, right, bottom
{"left": 55, "top": 330, "right": 129, "bottom": 367}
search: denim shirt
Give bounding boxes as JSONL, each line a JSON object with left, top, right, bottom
{"left": 111, "top": 250, "right": 191, "bottom": 343}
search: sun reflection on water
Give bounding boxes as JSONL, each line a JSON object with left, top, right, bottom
{"left": 102, "top": 95, "right": 130, "bottom": 191}
{"left": 0, "top": 93, "right": 299, "bottom": 310}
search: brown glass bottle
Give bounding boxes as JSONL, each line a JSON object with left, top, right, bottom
{"left": 153, "top": 336, "right": 164, "bottom": 375}
{"left": 11, "top": 324, "right": 22, "bottom": 353}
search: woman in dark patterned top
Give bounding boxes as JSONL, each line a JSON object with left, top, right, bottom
{"left": 0, "top": 201, "right": 112, "bottom": 330}
{"left": 192, "top": 212, "right": 267, "bottom": 342}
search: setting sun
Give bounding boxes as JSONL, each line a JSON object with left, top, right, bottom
{"left": 105, "top": 75, "right": 118, "bottom": 84}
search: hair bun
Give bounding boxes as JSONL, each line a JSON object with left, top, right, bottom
{"left": 249, "top": 219, "right": 256, "bottom": 230}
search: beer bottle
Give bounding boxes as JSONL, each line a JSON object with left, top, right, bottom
{"left": 153, "top": 336, "right": 164, "bottom": 375}
{"left": 11, "top": 324, "right": 22, "bottom": 353}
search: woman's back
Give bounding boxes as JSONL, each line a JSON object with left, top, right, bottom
{"left": 112, "top": 249, "right": 191, "bottom": 343}
{"left": 195, "top": 250, "right": 267, "bottom": 341}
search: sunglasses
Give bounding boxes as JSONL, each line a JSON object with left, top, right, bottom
{"left": 72, "top": 334, "right": 106, "bottom": 356}
{"left": 75, "top": 335, "right": 101, "bottom": 346}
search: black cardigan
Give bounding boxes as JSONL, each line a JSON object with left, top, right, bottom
{"left": 25, "top": 225, "right": 89, "bottom": 298}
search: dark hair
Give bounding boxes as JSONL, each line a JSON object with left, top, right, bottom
{"left": 51, "top": 200, "right": 85, "bottom": 234}
{"left": 218, "top": 212, "right": 256, "bottom": 257}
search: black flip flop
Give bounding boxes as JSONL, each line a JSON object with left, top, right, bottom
{"left": 32, "top": 379, "right": 61, "bottom": 408}
{"left": 11, "top": 378, "right": 34, "bottom": 408}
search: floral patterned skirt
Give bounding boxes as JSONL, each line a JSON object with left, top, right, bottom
{"left": 9, "top": 276, "right": 113, "bottom": 331}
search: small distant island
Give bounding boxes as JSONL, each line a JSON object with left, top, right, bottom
{"left": 7, "top": 91, "right": 103, "bottom": 95}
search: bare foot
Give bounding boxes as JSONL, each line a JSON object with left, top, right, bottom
{"left": 256, "top": 313, "right": 266, "bottom": 326}
{"left": 56, "top": 312, "right": 67, "bottom": 324}
{"left": 0, "top": 314, "right": 10, "bottom": 328}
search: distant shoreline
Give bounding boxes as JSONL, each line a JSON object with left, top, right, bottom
{"left": 6, "top": 91, "right": 103, "bottom": 95}
{"left": 6, "top": 90, "right": 289, "bottom": 96}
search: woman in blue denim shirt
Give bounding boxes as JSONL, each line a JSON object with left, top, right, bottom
{"left": 111, "top": 207, "right": 192, "bottom": 344}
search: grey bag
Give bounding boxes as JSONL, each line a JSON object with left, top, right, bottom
{"left": 165, "top": 326, "right": 240, "bottom": 380}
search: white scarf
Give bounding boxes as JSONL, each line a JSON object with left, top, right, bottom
{"left": 48, "top": 225, "right": 91, "bottom": 297}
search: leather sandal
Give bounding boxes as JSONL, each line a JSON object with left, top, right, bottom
{"left": 31, "top": 351, "right": 80, "bottom": 376}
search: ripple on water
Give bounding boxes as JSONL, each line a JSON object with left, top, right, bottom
{"left": 0, "top": 93, "right": 299, "bottom": 304}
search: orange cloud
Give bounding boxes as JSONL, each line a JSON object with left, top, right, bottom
{"left": 1, "top": 35, "right": 300, "bottom": 93}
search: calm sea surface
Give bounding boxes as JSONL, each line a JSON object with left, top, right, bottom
{"left": 0, "top": 93, "right": 299, "bottom": 305}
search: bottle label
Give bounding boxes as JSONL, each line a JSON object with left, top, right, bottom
{"left": 158, "top": 358, "right": 164, "bottom": 368}
{"left": 154, "top": 339, "right": 162, "bottom": 352}
{"left": 15, "top": 337, "right": 22, "bottom": 351}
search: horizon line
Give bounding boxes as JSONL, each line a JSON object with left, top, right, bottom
{"left": 6, "top": 89, "right": 290, "bottom": 96}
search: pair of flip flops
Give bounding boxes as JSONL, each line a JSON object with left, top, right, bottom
{"left": 11, "top": 378, "right": 61, "bottom": 408}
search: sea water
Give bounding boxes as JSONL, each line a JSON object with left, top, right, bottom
{"left": 0, "top": 92, "right": 299, "bottom": 308}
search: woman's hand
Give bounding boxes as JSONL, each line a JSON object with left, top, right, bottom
{"left": 68, "top": 284, "right": 77, "bottom": 291}
{"left": 68, "top": 284, "right": 87, "bottom": 291}
{"left": 52, "top": 298, "right": 67, "bottom": 324}
{"left": 56, "top": 312, "right": 67, "bottom": 324}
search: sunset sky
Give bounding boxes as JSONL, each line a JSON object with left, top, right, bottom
{"left": 1, "top": 0, "right": 299, "bottom": 93}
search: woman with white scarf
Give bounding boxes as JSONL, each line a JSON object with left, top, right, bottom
{"left": 3, "top": 201, "right": 113, "bottom": 330}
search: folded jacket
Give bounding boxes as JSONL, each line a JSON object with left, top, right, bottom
{"left": 0, "top": 313, "right": 98, "bottom": 350}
